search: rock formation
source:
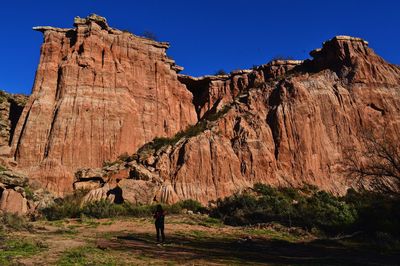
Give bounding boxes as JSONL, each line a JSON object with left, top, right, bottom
{"left": 2, "top": 14, "right": 400, "bottom": 206}
{"left": 10, "top": 14, "right": 197, "bottom": 195}
{"left": 79, "top": 35, "right": 400, "bottom": 205}
{"left": 0, "top": 91, "right": 27, "bottom": 168}
{"left": 0, "top": 168, "right": 55, "bottom": 215}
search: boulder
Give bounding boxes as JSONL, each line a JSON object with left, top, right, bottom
{"left": 81, "top": 184, "right": 111, "bottom": 205}
{"left": 0, "top": 189, "right": 28, "bottom": 215}
{"left": 118, "top": 179, "right": 159, "bottom": 205}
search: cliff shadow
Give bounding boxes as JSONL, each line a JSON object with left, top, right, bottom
{"left": 7, "top": 99, "right": 25, "bottom": 145}
{"left": 98, "top": 232, "right": 400, "bottom": 265}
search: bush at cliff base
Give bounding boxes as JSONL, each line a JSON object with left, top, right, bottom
{"left": 0, "top": 213, "right": 32, "bottom": 231}
{"left": 40, "top": 194, "right": 205, "bottom": 220}
{"left": 209, "top": 183, "right": 400, "bottom": 236}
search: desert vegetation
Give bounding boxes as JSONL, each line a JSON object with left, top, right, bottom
{"left": 137, "top": 104, "right": 231, "bottom": 155}
{"left": 142, "top": 31, "right": 158, "bottom": 41}
{"left": 39, "top": 183, "right": 400, "bottom": 241}
{"left": 214, "top": 69, "right": 228, "bottom": 76}
{"left": 1, "top": 184, "right": 399, "bottom": 265}
{"left": 342, "top": 128, "right": 400, "bottom": 194}
{"left": 211, "top": 184, "right": 400, "bottom": 239}
{"left": 40, "top": 190, "right": 206, "bottom": 221}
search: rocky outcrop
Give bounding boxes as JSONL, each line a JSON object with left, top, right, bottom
{"left": 80, "top": 36, "right": 400, "bottom": 205}
{"left": 10, "top": 14, "right": 197, "bottom": 195}
{"left": 304, "top": 36, "right": 400, "bottom": 85}
{"left": 0, "top": 189, "right": 28, "bottom": 215}
{"left": 0, "top": 91, "right": 27, "bottom": 168}
{"left": 4, "top": 14, "right": 400, "bottom": 207}
{"left": 178, "top": 60, "right": 303, "bottom": 119}
{"left": 0, "top": 170, "right": 29, "bottom": 187}
{"left": 0, "top": 168, "right": 56, "bottom": 215}
{"left": 0, "top": 169, "right": 29, "bottom": 214}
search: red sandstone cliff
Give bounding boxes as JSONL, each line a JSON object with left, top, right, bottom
{"left": 10, "top": 14, "right": 197, "bottom": 195}
{"left": 4, "top": 14, "right": 400, "bottom": 203}
{"left": 78, "top": 36, "right": 400, "bottom": 205}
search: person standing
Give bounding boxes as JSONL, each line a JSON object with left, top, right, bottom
{"left": 153, "top": 204, "right": 165, "bottom": 243}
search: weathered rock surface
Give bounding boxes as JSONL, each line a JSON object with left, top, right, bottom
{"left": 11, "top": 14, "right": 197, "bottom": 195}
{"left": 81, "top": 36, "right": 400, "bottom": 205}
{"left": 0, "top": 168, "right": 56, "bottom": 214}
{"left": 178, "top": 60, "right": 303, "bottom": 119}
{"left": 3, "top": 15, "right": 400, "bottom": 207}
{"left": 0, "top": 189, "right": 28, "bottom": 215}
{"left": 0, "top": 91, "right": 27, "bottom": 168}
{"left": 81, "top": 184, "right": 111, "bottom": 205}
{"left": 0, "top": 170, "right": 29, "bottom": 187}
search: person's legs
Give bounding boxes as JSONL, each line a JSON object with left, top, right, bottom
{"left": 155, "top": 224, "right": 160, "bottom": 242}
{"left": 160, "top": 225, "right": 165, "bottom": 243}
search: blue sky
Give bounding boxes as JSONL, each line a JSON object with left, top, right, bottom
{"left": 1, "top": 0, "right": 399, "bottom": 94}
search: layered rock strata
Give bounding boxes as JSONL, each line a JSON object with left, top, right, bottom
{"left": 4, "top": 14, "right": 400, "bottom": 205}
{"left": 80, "top": 36, "right": 400, "bottom": 205}
{"left": 10, "top": 14, "right": 197, "bottom": 195}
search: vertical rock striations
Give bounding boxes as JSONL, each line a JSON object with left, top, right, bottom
{"left": 85, "top": 36, "right": 400, "bottom": 205}
{"left": 6, "top": 16, "right": 400, "bottom": 205}
{"left": 11, "top": 14, "right": 197, "bottom": 195}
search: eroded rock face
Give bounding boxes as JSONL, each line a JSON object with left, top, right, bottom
{"left": 0, "top": 170, "right": 30, "bottom": 214}
{"left": 0, "top": 189, "right": 28, "bottom": 215}
{"left": 84, "top": 36, "right": 400, "bottom": 205}
{"left": 11, "top": 14, "right": 197, "bottom": 195}
{"left": 178, "top": 60, "right": 303, "bottom": 119}
{"left": 0, "top": 91, "right": 27, "bottom": 168}
{"left": 6, "top": 19, "right": 400, "bottom": 206}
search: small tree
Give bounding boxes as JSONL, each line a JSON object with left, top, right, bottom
{"left": 142, "top": 31, "right": 158, "bottom": 41}
{"left": 214, "top": 69, "right": 227, "bottom": 76}
{"left": 271, "top": 55, "right": 295, "bottom": 61}
{"left": 342, "top": 127, "right": 400, "bottom": 194}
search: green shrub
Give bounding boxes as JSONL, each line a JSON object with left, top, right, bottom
{"left": 40, "top": 194, "right": 208, "bottom": 220}
{"left": 271, "top": 55, "right": 295, "bottom": 61}
{"left": 138, "top": 121, "right": 207, "bottom": 153}
{"left": 24, "top": 187, "right": 34, "bottom": 201}
{"left": 0, "top": 238, "right": 47, "bottom": 265}
{"left": 137, "top": 105, "right": 231, "bottom": 155}
{"left": 102, "top": 160, "right": 115, "bottom": 167}
{"left": 117, "top": 152, "right": 133, "bottom": 162}
{"left": 82, "top": 200, "right": 125, "bottom": 218}
{"left": 296, "top": 191, "right": 357, "bottom": 233}
{"left": 343, "top": 189, "right": 400, "bottom": 236}
{"left": 211, "top": 183, "right": 399, "bottom": 237}
{"left": 210, "top": 184, "right": 358, "bottom": 235}
{"left": 41, "top": 189, "right": 89, "bottom": 220}
{"left": 214, "top": 69, "right": 228, "bottom": 76}
{"left": 42, "top": 200, "right": 81, "bottom": 221}
{"left": 0, "top": 213, "right": 32, "bottom": 231}
{"left": 177, "top": 199, "right": 207, "bottom": 213}
{"left": 142, "top": 31, "right": 158, "bottom": 41}
{"left": 203, "top": 105, "right": 231, "bottom": 122}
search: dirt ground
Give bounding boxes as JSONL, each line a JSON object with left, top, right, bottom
{"left": 1, "top": 215, "right": 399, "bottom": 265}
